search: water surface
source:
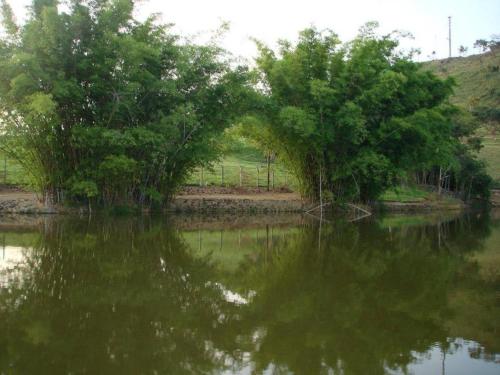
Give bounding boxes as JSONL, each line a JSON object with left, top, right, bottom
{"left": 0, "top": 212, "right": 499, "bottom": 374}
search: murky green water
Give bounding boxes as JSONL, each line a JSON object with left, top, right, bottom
{"left": 0, "top": 212, "right": 499, "bottom": 374}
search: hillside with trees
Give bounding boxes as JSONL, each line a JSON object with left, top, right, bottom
{"left": 424, "top": 49, "right": 500, "bottom": 184}
{"left": 425, "top": 49, "right": 500, "bottom": 109}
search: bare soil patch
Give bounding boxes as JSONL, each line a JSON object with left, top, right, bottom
{"left": 0, "top": 185, "right": 38, "bottom": 202}
{"left": 178, "top": 186, "right": 301, "bottom": 201}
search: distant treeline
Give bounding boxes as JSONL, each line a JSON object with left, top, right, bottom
{"left": 0, "top": 0, "right": 492, "bottom": 207}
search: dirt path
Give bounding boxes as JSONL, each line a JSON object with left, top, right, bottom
{"left": 0, "top": 186, "right": 305, "bottom": 213}
{"left": 0, "top": 186, "right": 300, "bottom": 202}
{"left": 0, "top": 185, "right": 38, "bottom": 202}
{"left": 173, "top": 187, "right": 304, "bottom": 212}
{"left": 0, "top": 191, "right": 37, "bottom": 201}
{"left": 177, "top": 192, "right": 301, "bottom": 201}
{"left": 1, "top": 185, "right": 490, "bottom": 213}
{"left": 0, "top": 187, "right": 45, "bottom": 214}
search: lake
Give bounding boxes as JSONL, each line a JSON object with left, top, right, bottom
{"left": 0, "top": 211, "right": 499, "bottom": 374}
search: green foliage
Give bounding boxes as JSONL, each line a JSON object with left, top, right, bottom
{"left": 0, "top": 0, "right": 18, "bottom": 37}
{"left": 455, "top": 153, "right": 493, "bottom": 200}
{"left": 0, "top": 0, "right": 251, "bottom": 206}
{"left": 424, "top": 48, "right": 500, "bottom": 188}
{"left": 1, "top": 3, "right": 494, "bottom": 204}
{"left": 252, "top": 25, "right": 464, "bottom": 202}
{"left": 69, "top": 179, "right": 98, "bottom": 200}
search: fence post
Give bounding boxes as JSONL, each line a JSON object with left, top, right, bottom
{"left": 221, "top": 165, "right": 224, "bottom": 186}
{"left": 239, "top": 166, "right": 242, "bottom": 187}
{"left": 285, "top": 171, "right": 288, "bottom": 187}
{"left": 199, "top": 167, "right": 204, "bottom": 187}
{"left": 272, "top": 169, "right": 275, "bottom": 190}
{"left": 3, "top": 155, "right": 6, "bottom": 184}
{"left": 257, "top": 167, "right": 260, "bottom": 188}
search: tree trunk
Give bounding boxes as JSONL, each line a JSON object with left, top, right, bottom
{"left": 319, "top": 163, "right": 323, "bottom": 218}
{"left": 267, "top": 152, "right": 271, "bottom": 192}
{"left": 467, "top": 178, "right": 474, "bottom": 201}
{"left": 438, "top": 167, "right": 442, "bottom": 195}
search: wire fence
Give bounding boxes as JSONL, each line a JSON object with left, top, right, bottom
{"left": 0, "top": 153, "right": 297, "bottom": 190}
{"left": 0, "top": 154, "right": 27, "bottom": 186}
{"left": 185, "top": 164, "right": 296, "bottom": 189}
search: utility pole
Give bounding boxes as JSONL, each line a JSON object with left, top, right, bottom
{"left": 448, "top": 16, "right": 452, "bottom": 58}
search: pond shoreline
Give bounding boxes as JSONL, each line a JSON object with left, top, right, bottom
{"left": 374, "top": 199, "right": 466, "bottom": 212}
{"left": 0, "top": 185, "right": 480, "bottom": 215}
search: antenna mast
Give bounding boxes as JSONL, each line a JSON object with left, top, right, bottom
{"left": 448, "top": 16, "right": 452, "bottom": 58}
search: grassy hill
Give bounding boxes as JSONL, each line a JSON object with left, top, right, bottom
{"left": 424, "top": 51, "right": 500, "bottom": 108}
{"left": 424, "top": 51, "right": 500, "bottom": 185}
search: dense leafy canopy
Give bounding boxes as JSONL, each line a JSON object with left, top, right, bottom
{"left": 0, "top": 2, "right": 492, "bottom": 206}
{"left": 0, "top": 0, "right": 251, "bottom": 206}
{"left": 251, "top": 25, "right": 490, "bottom": 201}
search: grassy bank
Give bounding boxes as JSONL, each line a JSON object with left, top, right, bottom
{"left": 380, "top": 186, "right": 429, "bottom": 202}
{"left": 185, "top": 154, "right": 297, "bottom": 189}
{"left": 479, "top": 137, "right": 500, "bottom": 187}
{"left": 0, "top": 152, "right": 28, "bottom": 186}
{"left": 380, "top": 185, "right": 464, "bottom": 207}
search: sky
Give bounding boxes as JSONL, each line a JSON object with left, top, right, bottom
{"left": 5, "top": 0, "right": 500, "bottom": 62}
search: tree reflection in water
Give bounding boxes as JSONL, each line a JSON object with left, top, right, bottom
{"left": 0, "top": 213, "right": 498, "bottom": 374}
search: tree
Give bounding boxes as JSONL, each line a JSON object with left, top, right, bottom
{"left": 458, "top": 45, "right": 468, "bottom": 56}
{"left": 473, "top": 36, "right": 500, "bottom": 54}
{"left": 0, "top": 0, "right": 251, "bottom": 207}
{"left": 474, "top": 39, "right": 489, "bottom": 53}
{"left": 252, "top": 24, "right": 461, "bottom": 202}
{"left": 0, "top": 0, "right": 18, "bottom": 37}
